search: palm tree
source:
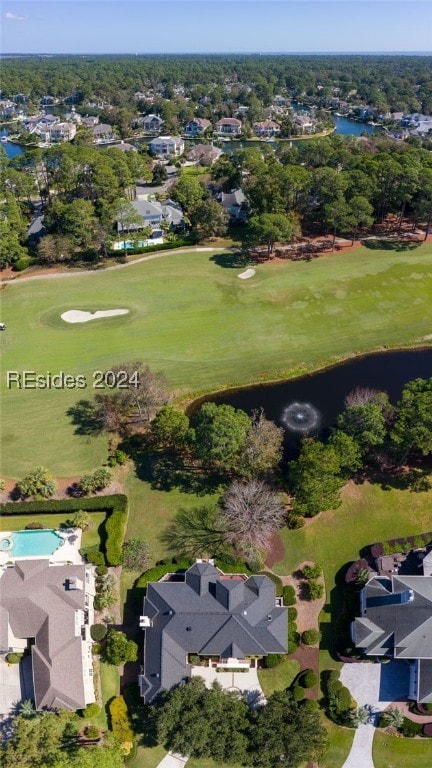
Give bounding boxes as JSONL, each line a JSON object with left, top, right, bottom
{"left": 349, "top": 706, "right": 369, "bottom": 727}
{"left": 20, "top": 699, "right": 37, "bottom": 719}
{"left": 383, "top": 706, "right": 404, "bottom": 729}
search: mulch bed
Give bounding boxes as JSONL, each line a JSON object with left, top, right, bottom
{"left": 290, "top": 644, "right": 320, "bottom": 700}
{"left": 265, "top": 530, "right": 285, "bottom": 568}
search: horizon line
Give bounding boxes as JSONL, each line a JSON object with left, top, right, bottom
{"left": 2, "top": 50, "right": 432, "bottom": 56}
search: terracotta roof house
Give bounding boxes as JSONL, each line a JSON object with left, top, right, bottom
{"left": 253, "top": 120, "right": 281, "bottom": 138}
{"left": 215, "top": 117, "right": 242, "bottom": 135}
{"left": 149, "top": 136, "right": 185, "bottom": 157}
{"left": 352, "top": 551, "right": 432, "bottom": 703}
{"left": 184, "top": 118, "right": 212, "bottom": 137}
{"left": 139, "top": 560, "right": 287, "bottom": 703}
{"left": 0, "top": 559, "right": 96, "bottom": 711}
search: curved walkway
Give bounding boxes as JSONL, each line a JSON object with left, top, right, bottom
{"left": 0, "top": 246, "right": 227, "bottom": 285}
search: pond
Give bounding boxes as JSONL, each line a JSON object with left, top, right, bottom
{"left": 195, "top": 348, "right": 432, "bottom": 453}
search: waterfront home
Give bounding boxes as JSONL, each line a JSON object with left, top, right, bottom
{"left": 149, "top": 135, "right": 185, "bottom": 157}
{"left": 215, "top": 117, "right": 242, "bottom": 136}
{"left": 184, "top": 117, "right": 212, "bottom": 137}
{"left": 253, "top": 120, "right": 281, "bottom": 138}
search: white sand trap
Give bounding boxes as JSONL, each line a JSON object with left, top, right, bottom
{"left": 61, "top": 309, "right": 129, "bottom": 324}
{"left": 238, "top": 268, "right": 256, "bottom": 280}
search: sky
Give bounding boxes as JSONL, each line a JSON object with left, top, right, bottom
{"left": 1, "top": 1, "right": 432, "bottom": 55}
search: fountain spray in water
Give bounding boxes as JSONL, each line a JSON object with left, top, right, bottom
{"left": 281, "top": 402, "right": 321, "bottom": 434}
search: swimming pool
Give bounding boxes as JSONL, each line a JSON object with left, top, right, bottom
{"left": 0, "top": 529, "right": 64, "bottom": 558}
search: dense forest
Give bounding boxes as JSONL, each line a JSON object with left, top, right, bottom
{"left": 2, "top": 54, "right": 432, "bottom": 115}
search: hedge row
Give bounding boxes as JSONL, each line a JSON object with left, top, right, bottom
{"left": 108, "top": 696, "right": 134, "bottom": 755}
{"left": 0, "top": 494, "right": 128, "bottom": 567}
{"left": 136, "top": 561, "right": 189, "bottom": 589}
{"left": 105, "top": 510, "right": 128, "bottom": 566}
{"left": 107, "top": 237, "right": 192, "bottom": 258}
{"left": 371, "top": 531, "right": 432, "bottom": 558}
{"left": 0, "top": 494, "right": 127, "bottom": 516}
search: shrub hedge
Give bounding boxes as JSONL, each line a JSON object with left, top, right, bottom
{"left": 298, "top": 669, "right": 318, "bottom": 689}
{"left": 0, "top": 495, "right": 128, "bottom": 567}
{"left": 287, "top": 607, "right": 298, "bottom": 621}
{"left": 283, "top": 585, "right": 296, "bottom": 606}
{"left": 90, "top": 624, "right": 107, "bottom": 642}
{"left": 108, "top": 696, "right": 134, "bottom": 754}
{"left": 291, "top": 685, "right": 306, "bottom": 702}
{"left": 302, "top": 629, "right": 321, "bottom": 646}
{"left": 264, "top": 654, "right": 284, "bottom": 668}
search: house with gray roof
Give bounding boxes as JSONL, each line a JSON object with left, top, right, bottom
{"left": 353, "top": 556, "right": 432, "bottom": 703}
{"left": 116, "top": 197, "right": 184, "bottom": 233}
{"left": 0, "top": 559, "right": 96, "bottom": 711}
{"left": 139, "top": 560, "right": 287, "bottom": 703}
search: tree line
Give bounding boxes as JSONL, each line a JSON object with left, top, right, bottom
{"left": 2, "top": 54, "right": 431, "bottom": 116}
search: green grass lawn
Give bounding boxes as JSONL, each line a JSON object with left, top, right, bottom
{"left": 0, "top": 512, "right": 106, "bottom": 550}
{"left": 319, "top": 719, "right": 355, "bottom": 768}
{"left": 1, "top": 244, "right": 432, "bottom": 478}
{"left": 257, "top": 659, "right": 300, "bottom": 697}
{"left": 373, "top": 731, "right": 432, "bottom": 768}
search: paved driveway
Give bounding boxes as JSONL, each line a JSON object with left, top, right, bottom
{"left": 0, "top": 657, "right": 21, "bottom": 716}
{"left": 156, "top": 753, "right": 188, "bottom": 768}
{"left": 340, "top": 663, "right": 382, "bottom": 768}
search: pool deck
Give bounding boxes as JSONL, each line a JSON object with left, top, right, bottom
{"left": 0, "top": 528, "right": 83, "bottom": 567}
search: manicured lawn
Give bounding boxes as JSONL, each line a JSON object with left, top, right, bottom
{"left": 273, "top": 480, "right": 432, "bottom": 589}
{"left": 1, "top": 244, "right": 431, "bottom": 477}
{"left": 373, "top": 730, "right": 432, "bottom": 768}
{"left": 128, "top": 746, "right": 166, "bottom": 768}
{"left": 0, "top": 512, "right": 106, "bottom": 550}
{"left": 319, "top": 719, "right": 355, "bottom": 768}
{"left": 257, "top": 659, "right": 300, "bottom": 697}
{"left": 124, "top": 469, "right": 218, "bottom": 562}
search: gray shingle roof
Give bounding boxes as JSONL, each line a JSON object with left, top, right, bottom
{"left": 140, "top": 562, "right": 287, "bottom": 702}
{"left": 0, "top": 560, "right": 93, "bottom": 711}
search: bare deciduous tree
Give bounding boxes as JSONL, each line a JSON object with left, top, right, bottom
{"left": 221, "top": 479, "right": 286, "bottom": 553}
{"left": 116, "top": 362, "right": 170, "bottom": 423}
{"left": 345, "top": 386, "right": 380, "bottom": 407}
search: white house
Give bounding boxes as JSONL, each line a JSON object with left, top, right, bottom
{"left": 149, "top": 135, "right": 184, "bottom": 157}
{"left": 253, "top": 120, "right": 281, "bottom": 138}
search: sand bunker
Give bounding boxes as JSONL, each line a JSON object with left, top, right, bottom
{"left": 238, "top": 268, "right": 256, "bottom": 280}
{"left": 61, "top": 309, "right": 129, "bottom": 324}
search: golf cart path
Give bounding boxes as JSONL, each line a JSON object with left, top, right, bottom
{"left": 1, "top": 247, "right": 227, "bottom": 285}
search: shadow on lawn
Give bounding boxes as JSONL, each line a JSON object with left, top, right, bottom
{"left": 320, "top": 563, "right": 353, "bottom": 661}
{"left": 129, "top": 446, "right": 224, "bottom": 496}
{"left": 361, "top": 238, "right": 420, "bottom": 252}
{"left": 210, "top": 249, "right": 256, "bottom": 269}
{"left": 67, "top": 399, "right": 103, "bottom": 436}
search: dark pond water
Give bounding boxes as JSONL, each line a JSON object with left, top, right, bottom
{"left": 196, "top": 348, "right": 432, "bottom": 452}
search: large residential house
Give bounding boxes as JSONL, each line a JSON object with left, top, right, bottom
{"left": 352, "top": 550, "right": 432, "bottom": 704}
{"left": 293, "top": 114, "right": 315, "bottom": 133}
{"left": 253, "top": 120, "right": 281, "bottom": 138}
{"left": 185, "top": 143, "right": 222, "bottom": 166}
{"left": 117, "top": 197, "right": 184, "bottom": 233}
{"left": 44, "top": 122, "right": 77, "bottom": 143}
{"left": 218, "top": 188, "right": 247, "bottom": 222}
{"left": 184, "top": 118, "right": 212, "bottom": 137}
{"left": 139, "top": 560, "right": 288, "bottom": 703}
{"left": 0, "top": 559, "right": 96, "bottom": 711}
{"left": 401, "top": 113, "right": 432, "bottom": 136}
{"left": 139, "top": 114, "right": 164, "bottom": 133}
{"left": 81, "top": 115, "right": 100, "bottom": 128}
{"left": 215, "top": 117, "right": 242, "bottom": 136}
{"left": 0, "top": 99, "right": 19, "bottom": 119}
{"left": 149, "top": 135, "right": 184, "bottom": 157}
{"left": 91, "top": 123, "right": 116, "bottom": 143}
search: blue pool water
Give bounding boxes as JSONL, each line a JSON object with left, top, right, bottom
{"left": 0, "top": 529, "right": 64, "bottom": 557}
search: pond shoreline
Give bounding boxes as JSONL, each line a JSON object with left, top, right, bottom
{"left": 183, "top": 342, "right": 432, "bottom": 416}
